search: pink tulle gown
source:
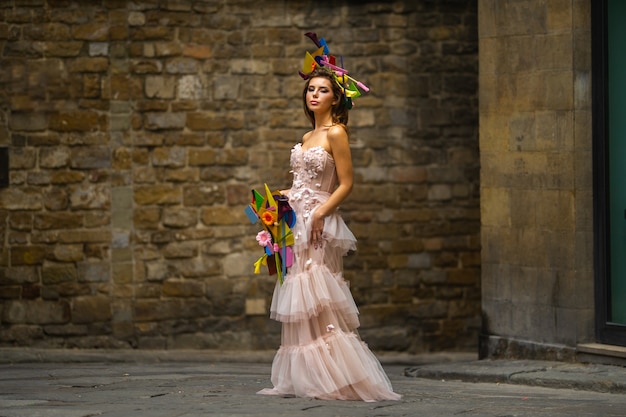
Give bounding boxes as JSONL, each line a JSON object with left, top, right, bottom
{"left": 257, "top": 143, "right": 401, "bottom": 402}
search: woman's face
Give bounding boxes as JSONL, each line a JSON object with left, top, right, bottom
{"left": 306, "top": 77, "right": 336, "bottom": 113}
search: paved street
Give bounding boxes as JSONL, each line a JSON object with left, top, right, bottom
{"left": 1, "top": 360, "right": 626, "bottom": 417}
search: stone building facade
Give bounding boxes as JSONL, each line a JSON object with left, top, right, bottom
{"left": 0, "top": 1, "right": 480, "bottom": 352}
{"left": 479, "top": 0, "right": 596, "bottom": 360}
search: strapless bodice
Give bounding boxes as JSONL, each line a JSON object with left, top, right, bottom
{"left": 289, "top": 143, "right": 337, "bottom": 194}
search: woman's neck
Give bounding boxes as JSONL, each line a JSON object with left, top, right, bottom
{"left": 314, "top": 114, "right": 333, "bottom": 130}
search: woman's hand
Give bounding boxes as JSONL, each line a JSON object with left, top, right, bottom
{"left": 311, "top": 210, "right": 325, "bottom": 249}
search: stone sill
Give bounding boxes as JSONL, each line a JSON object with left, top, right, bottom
{"left": 577, "top": 343, "right": 626, "bottom": 367}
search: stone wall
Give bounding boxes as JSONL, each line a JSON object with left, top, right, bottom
{"left": 0, "top": 0, "right": 479, "bottom": 352}
{"left": 479, "top": 0, "right": 594, "bottom": 358}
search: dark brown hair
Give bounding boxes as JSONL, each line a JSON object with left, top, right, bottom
{"left": 302, "top": 68, "right": 349, "bottom": 130}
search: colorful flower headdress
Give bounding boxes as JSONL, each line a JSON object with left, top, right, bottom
{"left": 244, "top": 184, "right": 296, "bottom": 285}
{"left": 299, "top": 32, "right": 369, "bottom": 109}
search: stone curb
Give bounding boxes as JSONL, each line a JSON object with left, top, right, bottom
{"left": 0, "top": 348, "right": 476, "bottom": 366}
{"left": 405, "top": 359, "right": 626, "bottom": 394}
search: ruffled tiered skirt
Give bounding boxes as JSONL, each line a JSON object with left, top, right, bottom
{"left": 257, "top": 197, "right": 401, "bottom": 402}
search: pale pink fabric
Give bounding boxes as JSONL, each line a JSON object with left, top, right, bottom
{"left": 257, "top": 144, "right": 401, "bottom": 402}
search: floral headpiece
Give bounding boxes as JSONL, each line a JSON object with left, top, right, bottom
{"left": 299, "top": 32, "right": 369, "bottom": 109}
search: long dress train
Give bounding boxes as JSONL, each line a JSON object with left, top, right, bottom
{"left": 257, "top": 143, "right": 401, "bottom": 402}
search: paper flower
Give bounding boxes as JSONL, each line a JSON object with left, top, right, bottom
{"left": 261, "top": 210, "right": 277, "bottom": 226}
{"left": 256, "top": 231, "right": 272, "bottom": 247}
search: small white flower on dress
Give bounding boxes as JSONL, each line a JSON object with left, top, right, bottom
{"left": 326, "top": 324, "right": 335, "bottom": 333}
{"left": 305, "top": 258, "right": 312, "bottom": 267}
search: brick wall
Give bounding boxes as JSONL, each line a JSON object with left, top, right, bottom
{"left": 0, "top": 0, "right": 479, "bottom": 352}
{"left": 479, "top": 0, "right": 594, "bottom": 358}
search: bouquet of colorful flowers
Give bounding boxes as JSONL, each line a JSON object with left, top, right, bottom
{"left": 244, "top": 184, "right": 296, "bottom": 285}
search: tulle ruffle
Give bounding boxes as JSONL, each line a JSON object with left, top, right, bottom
{"left": 291, "top": 208, "right": 356, "bottom": 254}
{"left": 269, "top": 263, "right": 359, "bottom": 325}
{"left": 257, "top": 329, "right": 401, "bottom": 402}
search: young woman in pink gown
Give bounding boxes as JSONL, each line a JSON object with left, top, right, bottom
{"left": 257, "top": 66, "right": 401, "bottom": 402}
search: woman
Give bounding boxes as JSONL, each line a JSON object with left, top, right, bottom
{"left": 257, "top": 66, "right": 401, "bottom": 402}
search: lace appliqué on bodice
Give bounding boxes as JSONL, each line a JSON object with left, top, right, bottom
{"left": 289, "top": 144, "right": 337, "bottom": 224}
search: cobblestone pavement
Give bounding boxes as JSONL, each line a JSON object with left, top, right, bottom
{"left": 1, "top": 359, "right": 626, "bottom": 417}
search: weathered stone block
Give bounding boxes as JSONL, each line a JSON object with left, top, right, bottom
{"left": 42, "top": 40, "right": 83, "bottom": 57}
{"left": 2, "top": 300, "right": 70, "bottom": 324}
{"left": 145, "top": 112, "right": 186, "bottom": 130}
{"left": 165, "top": 57, "right": 198, "bottom": 74}
{"left": 182, "top": 184, "right": 223, "bottom": 206}
{"left": 72, "top": 295, "right": 111, "bottom": 324}
{"left": 0, "top": 324, "right": 44, "bottom": 345}
{"left": 186, "top": 112, "right": 226, "bottom": 131}
{"left": 154, "top": 41, "right": 183, "bottom": 57}
{"left": 69, "top": 184, "right": 111, "bottom": 210}
{"left": 8, "top": 147, "right": 35, "bottom": 170}
{"left": 222, "top": 252, "right": 257, "bottom": 277}
{"left": 72, "top": 22, "right": 108, "bottom": 41}
{"left": 127, "top": 11, "right": 146, "bottom": 26}
{"left": 170, "top": 257, "right": 221, "bottom": 278}
{"left": 131, "top": 59, "right": 163, "bottom": 75}
{"left": 177, "top": 74, "right": 203, "bottom": 99}
{"left": 34, "top": 212, "right": 83, "bottom": 230}
{"left": 8, "top": 212, "right": 32, "bottom": 231}
{"left": 39, "top": 146, "right": 70, "bottom": 168}
{"left": 50, "top": 171, "right": 85, "bottom": 184}
{"left": 2, "top": 266, "right": 39, "bottom": 284}
{"left": 201, "top": 206, "right": 245, "bottom": 225}
{"left": 152, "top": 146, "right": 185, "bottom": 167}
{"left": 447, "top": 268, "right": 479, "bottom": 286}
{"left": 0, "top": 286, "right": 21, "bottom": 299}
{"left": 183, "top": 44, "right": 211, "bottom": 59}
{"left": 216, "top": 148, "right": 248, "bottom": 166}
{"left": 42, "top": 263, "right": 77, "bottom": 284}
{"left": 162, "top": 207, "right": 197, "bottom": 228}
{"left": 163, "top": 168, "right": 199, "bottom": 182}
{"left": 49, "top": 111, "right": 103, "bottom": 132}
{"left": 3, "top": 40, "right": 43, "bottom": 58}
{"left": 11, "top": 245, "right": 46, "bottom": 265}
{"left": 245, "top": 298, "right": 266, "bottom": 316}
{"left": 145, "top": 75, "right": 176, "bottom": 99}
{"left": 112, "top": 147, "right": 132, "bottom": 170}
{"left": 109, "top": 114, "right": 131, "bottom": 131}
{"left": 145, "top": 261, "right": 169, "bottom": 282}
{"left": 163, "top": 241, "right": 198, "bottom": 259}
{"left": 162, "top": 279, "right": 204, "bottom": 297}
{"left": 43, "top": 323, "right": 88, "bottom": 336}
{"left": 135, "top": 185, "right": 181, "bottom": 205}
{"left": 188, "top": 148, "right": 216, "bottom": 166}
{"left": 9, "top": 113, "right": 48, "bottom": 131}
{"left": 68, "top": 57, "right": 109, "bottom": 75}
{"left": 85, "top": 211, "right": 111, "bottom": 228}
{"left": 134, "top": 298, "right": 184, "bottom": 322}
{"left": 50, "top": 244, "right": 84, "bottom": 262}
{"left": 77, "top": 261, "right": 110, "bottom": 283}
{"left": 134, "top": 207, "right": 161, "bottom": 229}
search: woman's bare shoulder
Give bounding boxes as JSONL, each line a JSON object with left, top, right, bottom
{"left": 327, "top": 124, "right": 349, "bottom": 143}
